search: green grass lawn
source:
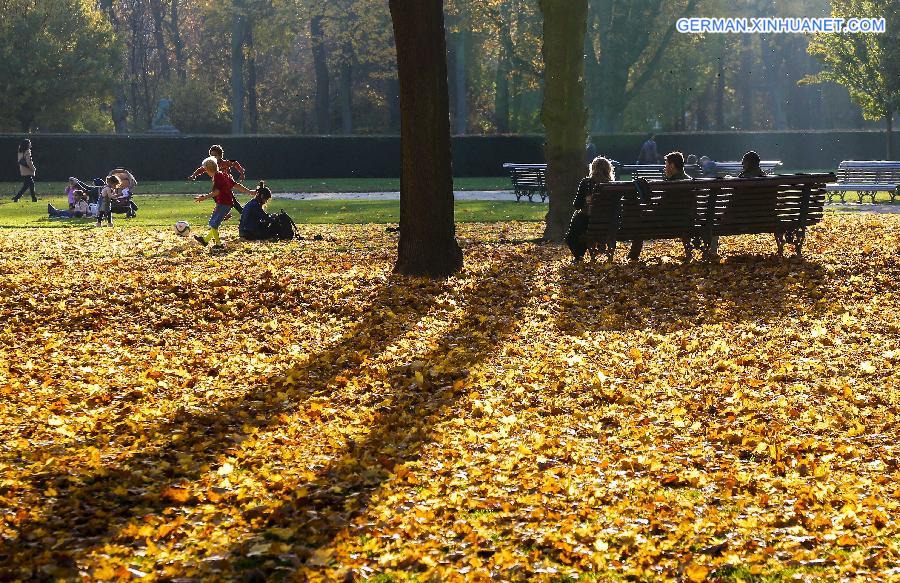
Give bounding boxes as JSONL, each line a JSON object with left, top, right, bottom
{"left": 0, "top": 195, "right": 546, "bottom": 228}
{"left": 0, "top": 176, "right": 510, "bottom": 197}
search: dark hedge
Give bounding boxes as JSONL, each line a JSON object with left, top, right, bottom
{"left": 1, "top": 131, "right": 895, "bottom": 182}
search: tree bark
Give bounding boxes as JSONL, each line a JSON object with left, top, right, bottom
{"left": 388, "top": 0, "right": 463, "bottom": 278}
{"left": 310, "top": 15, "right": 330, "bottom": 134}
{"left": 231, "top": 0, "right": 246, "bottom": 134}
{"left": 539, "top": 0, "right": 588, "bottom": 242}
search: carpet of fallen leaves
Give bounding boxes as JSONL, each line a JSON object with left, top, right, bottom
{"left": 1, "top": 216, "right": 899, "bottom": 582}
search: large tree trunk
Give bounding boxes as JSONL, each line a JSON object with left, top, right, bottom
{"left": 310, "top": 15, "right": 330, "bottom": 134}
{"left": 539, "top": 0, "right": 588, "bottom": 242}
{"left": 389, "top": 0, "right": 463, "bottom": 278}
{"left": 230, "top": 0, "right": 246, "bottom": 134}
{"left": 340, "top": 42, "right": 354, "bottom": 135}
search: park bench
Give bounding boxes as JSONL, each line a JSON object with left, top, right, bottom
{"left": 502, "top": 163, "right": 548, "bottom": 202}
{"left": 621, "top": 164, "right": 701, "bottom": 180}
{"left": 581, "top": 173, "right": 833, "bottom": 262}
{"left": 825, "top": 160, "right": 900, "bottom": 203}
{"left": 709, "top": 160, "right": 783, "bottom": 177}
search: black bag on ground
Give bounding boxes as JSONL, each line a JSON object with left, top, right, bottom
{"left": 272, "top": 210, "right": 298, "bottom": 241}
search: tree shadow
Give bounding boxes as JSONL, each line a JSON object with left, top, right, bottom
{"left": 187, "top": 252, "right": 541, "bottom": 580}
{"left": 0, "top": 272, "right": 450, "bottom": 580}
{"left": 555, "top": 250, "right": 828, "bottom": 336}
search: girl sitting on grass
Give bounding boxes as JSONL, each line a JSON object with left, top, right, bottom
{"left": 194, "top": 157, "right": 253, "bottom": 250}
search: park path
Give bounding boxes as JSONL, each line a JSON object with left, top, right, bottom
{"left": 272, "top": 190, "right": 900, "bottom": 213}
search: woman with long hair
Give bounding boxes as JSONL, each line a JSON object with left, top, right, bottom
{"left": 566, "top": 156, "right": 615, "bottom": 262}
{"left": 13, "top": 139, "right": 37, "bottom": 202}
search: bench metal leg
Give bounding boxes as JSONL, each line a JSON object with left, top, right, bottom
{"left": 892, "top": 189, "right": 898, "bottom": 204}
{"left": 783, "top": 227, "right": 805, "bottom": 258}
{"left": 775, "top": 231, "right": 785, "bottom": 257}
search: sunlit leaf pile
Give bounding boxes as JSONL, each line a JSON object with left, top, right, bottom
{"left": 1, "top": 216, "right": 899, "bottom": 582}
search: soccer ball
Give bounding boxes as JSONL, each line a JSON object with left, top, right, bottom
{"left": 174, "top": 221, "right": 191, "bottom": 236}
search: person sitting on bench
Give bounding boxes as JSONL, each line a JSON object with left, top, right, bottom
{"left": 566, "top": 156, "right": 615, "bottom": 262}
{"left": 738, "top": 150, "right": 767, "bottom": 178}
{"left": 629, "top": 151, "right": 693, "bottom": 262}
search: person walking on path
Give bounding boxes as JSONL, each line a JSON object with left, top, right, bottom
{"left": 13, "top": 139, "right": 37, "bottom": 202}
{"left": 194, "top": 157, "right": 253, "bottom": 250}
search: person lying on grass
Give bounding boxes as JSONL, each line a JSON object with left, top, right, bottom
{"left": 194, "top": 157, "right": 253, "bottom": 250}
{"left": 48, "top": 191, "right": 90, "bottom": 219}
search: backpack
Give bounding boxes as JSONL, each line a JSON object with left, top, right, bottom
{"left": 271, "top": 210, "right": 298, "bottom": 241}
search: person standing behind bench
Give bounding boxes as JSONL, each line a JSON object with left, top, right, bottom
{"left": 566, "top": 157, "right": 615, "bottom": 263}
{"left": 738, "top": 150, "right": 767, "bottom": 178}
{"left": 637, "top": 133, "right": 661, "bottom": 164}
{"left": 13, "top": 139, "right": 37, "bottom": 202}
{"left": 628, "top": 151, "right": 693, "bottom": 262}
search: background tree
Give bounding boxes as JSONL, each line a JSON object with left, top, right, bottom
{"left": 0, "top": 0, "right": 118, "bottom": 132}
{"left": 805, "top": 0, "right": 900, "bottom": 157}
{"left": 389, "top": 0, "right": 463, "bottom": 277}
{"left": 539, "top": 0, "right": 588, "bottom": 242}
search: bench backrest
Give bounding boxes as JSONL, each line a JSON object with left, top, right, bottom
{"left": 503, "top": 163, "right": 547, "bottom": 189}
{"left": 711, "top": 161, "right": 783, "bottom": 177}
{"left": 835, "top": 161, "right": 900, "bottom": 185}
{"left": 621, "top": 164, "right": 702, "bottom": 180}
{"left": 585, "top": 174, "right": 833, "bottom": 242}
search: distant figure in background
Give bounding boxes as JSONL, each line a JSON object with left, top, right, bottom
{"left": 686, "top": 154, "right": 698, "bottom": 165}
{"left": 65, "top": 178, "right": 80, "bottom": 211}
{"left": 13, "top": 139, "right": 37, "bottom": 202}
{"left": 585, "top": 138, "right": 599, "bottom": 164}
{"left": 699, "top": 155, "right": 717, "bottom": 177}
{"left": 738, "top": 151, "right": 767, "bottom": 178}
{"left": 566, "top": 156, "right": 615, "bottom": 263}
{"left": 637, "top": 133, "right": 661, "bottom": 164}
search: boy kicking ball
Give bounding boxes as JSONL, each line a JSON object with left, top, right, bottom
{"left": 194, "top": 157, "right": 253, "bottom": 250}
